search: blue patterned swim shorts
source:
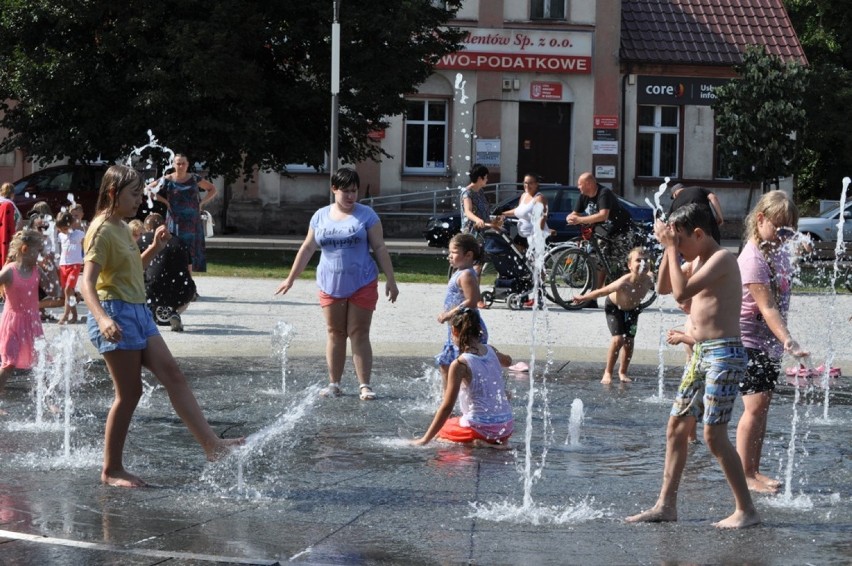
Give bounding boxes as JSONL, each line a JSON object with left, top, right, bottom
{"left": 671, "top": 337, "right": 746, "bottom": 425}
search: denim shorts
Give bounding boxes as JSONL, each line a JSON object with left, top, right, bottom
{"left": 671, "top": 337, "right": 746, "bottom": 425}
{"left": 87, "top": 300, "right": 160, "bottom": 354}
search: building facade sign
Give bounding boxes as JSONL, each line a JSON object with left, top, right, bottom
{"left": 636, "top": 76, "right": 730, "bottom": 106}
{"left": 530, "top": 81, "right": 563, "bottom": 100}
{"left": 437, "top": 28, "right": 593, "bottom": 74}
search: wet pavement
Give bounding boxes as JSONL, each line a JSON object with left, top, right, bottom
{"left": 0, "top": 278, "right": 850, "bottom": 565}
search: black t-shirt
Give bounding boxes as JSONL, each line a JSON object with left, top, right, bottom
{"left": 668, "top": 186, "right": 721, "bottom": 243}
{"left": 573, "top": 185, "right": 631, "bottom": 235}
{"left": 668, "top": 186, "right": 712, "bottom": 214}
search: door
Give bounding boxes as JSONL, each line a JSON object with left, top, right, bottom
{"left": 517, "top": 102, "right": 572, "bottom": 185}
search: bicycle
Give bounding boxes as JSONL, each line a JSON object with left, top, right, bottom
{"left": 548, "top": 223, "right": 659, "bottom": 310}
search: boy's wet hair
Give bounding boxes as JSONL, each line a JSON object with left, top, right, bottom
{"left": 331, "top": 168, "right": 360, "bottom": 190}
{"left": 667, "top": 203, "right": 715, "bottom": 237}
{"left": 449, "top": 233, "right": 482, "bottom": 262}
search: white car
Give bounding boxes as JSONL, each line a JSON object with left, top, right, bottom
{"left": 797, "top": 202, "right": 852, "bottom": 242}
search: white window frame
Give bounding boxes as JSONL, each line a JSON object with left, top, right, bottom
{"left": 531, "top": 0, "right": 567, "bottom": 20}
{"left": 403, "top": 99, "right": 449, "bottom": 176}
{"left": 637, "top": 105, "right": 680, "bottom": 178}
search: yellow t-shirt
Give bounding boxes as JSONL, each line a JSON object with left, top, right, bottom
{"left": 83, "top": 217, "right": 146, "bottom": 303}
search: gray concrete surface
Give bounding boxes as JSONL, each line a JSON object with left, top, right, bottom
{"left": 0, "top": 272, "right": 850, "bottom": 565}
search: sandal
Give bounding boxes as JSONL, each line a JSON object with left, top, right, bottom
{"left": 811, "top": 365, "right": 842, "bottom": 379}
{"left": 319, "top": 383, "right": 341, "bottom": 398}
{"left": 359, "top": 384, "right": 377, "bottom": 401}
{"left": 784, "top": 364, "right": 810, "bottom": 378}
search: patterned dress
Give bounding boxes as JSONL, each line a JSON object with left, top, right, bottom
{"left": 159, "top": 174, "right": 207, "bottom": 272}
{"left": 0, "top": 265, "right": 44, "bottom": 370}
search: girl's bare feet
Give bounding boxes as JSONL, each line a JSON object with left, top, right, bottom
{"left": 102, "top": 469, "right": 147, "bottom": 488}
{"left": 713, "top": 509, "right": 761, "bottom": 529}
{"left": 755, "top": 472, "right": 782, "bottom": 488}
{"left": 601, "top": 373, "right": 613, "bottom": 384}
{"left": 205, "top": 437, "right": 245, "bottom": 461}
{"left": 618, "top": 373, "right": 633, "bottom": 383}
{"left": 626, "top": 504, "right": 677, "bottom": 523}
{"left": 746, "top": 475, "right": 780, "bottom": 494}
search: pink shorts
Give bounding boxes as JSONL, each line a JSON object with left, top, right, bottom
{"left": 318, "top": 279, "right": 379, "bottom": 311}
{"left": 59, "top": 264, "right": 82, "bottom": 291}
{"left": 436, "top": 417, "right": 510, "bottom": 445}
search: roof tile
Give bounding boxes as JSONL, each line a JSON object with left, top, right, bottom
{"left": 621, "top": 0, "right": 807, "bottom": 66}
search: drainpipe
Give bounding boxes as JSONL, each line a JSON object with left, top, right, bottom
{"left": 619, "top": 70, "right": 629, "bottom": 195}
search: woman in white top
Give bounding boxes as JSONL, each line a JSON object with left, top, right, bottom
{"left": 500, "top": 173, "right": 549, "bottom": 249}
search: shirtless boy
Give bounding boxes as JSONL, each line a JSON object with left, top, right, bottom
{"left": 573, "top": 247, "right": 654, "bottom": 383}
{"left": 626, "top": 203, "right": 760, "bottom": 529}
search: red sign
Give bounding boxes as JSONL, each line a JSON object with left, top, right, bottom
{"left": 530, "top": 81, "right": 563, "bottom": 100}
{"left": 593, "top": 115, "right": 619, "bottom": 129}
{"left": 438, "top": 52, "right": 591, "bottom": 74}
{"left": 367, "top": 129, "right": 386, "bottom": 141}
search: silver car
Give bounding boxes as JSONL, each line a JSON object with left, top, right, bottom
{"left": 797, "top": 202, "right": 852, "bottom": 242}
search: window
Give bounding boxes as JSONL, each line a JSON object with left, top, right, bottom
{"left": 404, "top": 100, "right": 448, "bottom": 175}
{"left": 531, "top": 0, "right": 566, "bottom": 20}
{"left": 284, "top": 154, "right": 328, "bottom": 174}
{"left": 637, "top": 105, "right": 679, "bottom": 178}
{"left": 0, "top": 151, "right": 14, "bottom": 167}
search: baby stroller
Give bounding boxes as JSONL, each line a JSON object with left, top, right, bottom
{"left": 480, "top": 229, "right": 535, "bottom": 310}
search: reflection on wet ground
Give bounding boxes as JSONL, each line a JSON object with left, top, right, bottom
{"left": 0, "top": 356, "right": 850, "bottom": 564}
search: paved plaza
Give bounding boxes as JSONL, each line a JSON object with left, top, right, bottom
{"left": 0, "top": 276, "right": 849, "bottom": 565}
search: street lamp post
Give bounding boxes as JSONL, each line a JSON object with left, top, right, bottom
{"left": 329, "top": 0, "right": 341, "bottom": 195}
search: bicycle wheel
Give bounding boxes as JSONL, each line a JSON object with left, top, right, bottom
{"left": 550, "top": 248, "right": 596, "bottom": 310}
{"left": 541, "top": 241, "right": 582, "bottom": 302}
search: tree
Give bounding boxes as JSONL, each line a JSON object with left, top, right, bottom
{"left": 784, "top": 0, "right": 852, "bottom": 202}
{"left": 0, "top": 0, "right": 464, "bottom": 180}
{"left": 713, "top": 46, "right": 808, "bottom": 194}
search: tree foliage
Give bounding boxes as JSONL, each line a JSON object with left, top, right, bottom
{"left": 784, "top": 0, "right": 852, "bottom": 200}
{"left": 0, "top": 0, "right": 464, "bottom": 180}
{"left": 713, "top": 46, "right": 808, "bottom": 190}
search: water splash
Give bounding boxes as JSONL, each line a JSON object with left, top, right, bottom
{"left": 817, "top": 176, "right": 851, "bottom": 420}
{"left": 518, "top": 204, "right": 554, "bottom": 509}
{"left": 565, "top": 398, "right": 584, "bottom": 447}
{"left": 644, "top": 176, "right": 671, "bottom": 218}
{"left": 454, "top": 73, "right": 468, "bottom": 105}
{"left": 469, "top": 496, "right": 607, "bottom": 525}
{"left": 127, "top": 129, "right": 176, "bottom": 209}
{"left": 271, "top": 321, "right": 296, "bottom": 395}
{"left": 201, "top": 384, "right": 320, "bottom": 497}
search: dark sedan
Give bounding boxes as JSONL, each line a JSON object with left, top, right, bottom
{"left": 423, "top": 185, "right": 654, "bottom": 248}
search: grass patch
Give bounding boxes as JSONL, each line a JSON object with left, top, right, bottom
{"left": 200, "top": 248, "right": 450, "bottom": 284}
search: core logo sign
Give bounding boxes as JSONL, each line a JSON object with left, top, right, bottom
{"left": 643, "top": 83, "right": 686, "bottom": 98}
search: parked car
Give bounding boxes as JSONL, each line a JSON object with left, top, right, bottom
{"left": 11, "top": 163, "right": 164, "bottom": 221}
{"left": 422, "top": 185, "right": 654, "bottom": 248}
{"left": 11, "top": 164, "right": 108, "bottom": 220}
{"left": 797, "top": 201, "right": 852, "bottom": 243}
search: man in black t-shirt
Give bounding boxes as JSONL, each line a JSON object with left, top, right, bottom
{"left": 567, "top": 172, "right": 632, "bottom": 236}
{"left": 667, "top": 184, "right": 723, "bottom": 243}
{"left": 566, "top": 172, "right": 636, "bottom": 295}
